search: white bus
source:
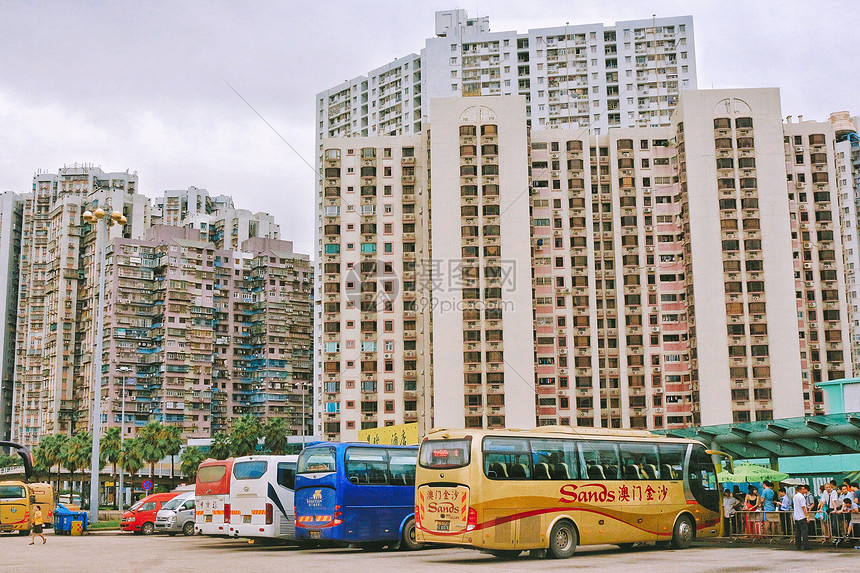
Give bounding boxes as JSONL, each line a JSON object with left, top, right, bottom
{"left": 195, "top": 458, "right": 233, "bottom": 537}
{"left": 227, "top": 455, "right": 298, "bottom": 540}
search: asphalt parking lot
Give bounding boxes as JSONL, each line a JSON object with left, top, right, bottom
{"left": 1, "top": 532, "right": 857, "bottom": 573}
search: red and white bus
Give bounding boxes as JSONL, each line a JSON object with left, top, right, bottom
{"left": 227, "top": 455, "right": 298, "bottom": 540}
{"left": 195, "top": 458, "right": 234, "bottom": 536}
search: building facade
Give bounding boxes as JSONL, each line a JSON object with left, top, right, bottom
{"left": 104, "top": 227, "right": 313, "bottom": 440}
{"left": 831, "top": 113, "right": 860, "bottom": 372}
{"left": 10, "top": 167, "right": 310, "bottom": 446}
{"left": 316, "top": 8, "right": 696, "bottom": 153}
{"left": 316, "top": 88, "right": 855, "bottom": 439}
{"left": 0, "top": 192, "right": 23, "bottom": 441}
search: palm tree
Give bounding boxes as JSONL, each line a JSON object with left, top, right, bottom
{"left": 161, "top": 425, "right": 182, "bottom": 486}
{"left": 61, "top": 432, "right": 92, "bottom": 507}
{"left": 230, "top": 415, "right": 262, "bottom": 457}
{"left": 138, "top": 421, "right": 166, "bottom": 482}
{"left": 100, "top": 428, "right": 122, "bottom": 508}
{"left": 35, "top": 434, "right": 67, "bottom": 490}
{"left": 119, "top": 438, "right": 145, "bottom": 492}
{"left": 180, "top": 446, "right": 206, "bottom": 482}
{"left": 263, "top": 417, "right": 289, "bottom": 455}
{"left": 209, "top": 433, "right": 231, "bottom": 460}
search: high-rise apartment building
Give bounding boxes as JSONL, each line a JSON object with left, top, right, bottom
{"left": 316, "top": 9, "right": 696, "bottom": 151}
{"left": 104, "top": 227, "right": 313, "bottom": 439}
{"left": 314, "top": 9, "right": 698, "bottom": 441}
{"left": 12, "top": 166, "right": 147, "bottom": 445}
{"left": 315, "top": 134, "right": 432, "bottom": 440}
{"left": 831, "top": 113, "right": 860, "bottom": 370}
{"left": 151, "top": 186, "right": 281, "bottom": 249}
{"left": 316, "top": 88, "right": 854, "bottom": 439}
{"left": 11, "top": 167, "right": 310, "bottom": 446}
{"left": 0, "top": 192, "right": 23, "bottom": 440}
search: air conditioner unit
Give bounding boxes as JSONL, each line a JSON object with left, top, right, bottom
{"left": 651, "top": 326, "right": 660, "bottom": 332}
{"left": 384, "top": 353, "right": 392, "bottom": 359}
{"left": 644, "top": 207, "right": 652, "bottom": 213}
{"left": 795, "top": 146, "right": 804, "bottom": 153}
{"left": 552, "top": 153, "right": 559, "bottom": 159}
{"left": 803, "top": 263, "right": 812, "bottom": 269}
{"left": 813, "top": 363, "right": 821, "bottom": 370}
{"left": 809, "top": 302, "right": 817, "bottom": 308}
{"left": 803, "top": 243, "right": 812, "bottom": 249}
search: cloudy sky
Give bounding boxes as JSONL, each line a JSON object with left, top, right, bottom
{"left": 1, "top": 0, "right": 856, "bottom": 255}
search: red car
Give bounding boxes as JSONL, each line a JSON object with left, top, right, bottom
{"left": 121, "top": 492, "right": 179, "bottom": 534}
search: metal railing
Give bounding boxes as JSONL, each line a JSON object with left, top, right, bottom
{"left": 727, "top": 510, "right": 860, "bottom": 546}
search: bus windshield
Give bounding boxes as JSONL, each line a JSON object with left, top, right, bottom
{"left": 233, "top": 460, "right": 267, "bottom": 480}
{"left": 419, "top": 438, "right": 471, "bottom": 469}
{"left": 197, "top": 465, "right": 227, "bottom": 484}
{"left": 0, "top": 485, "right": 25, "bottom": 499}
{"left": 297, "top": 447, "right": 337, "bottom": 473}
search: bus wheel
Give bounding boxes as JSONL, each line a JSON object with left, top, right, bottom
{"left": 547, "top": 520, "right": 577, "bottom": 559}
{"left": 488, "top": 550, "right": 521, "bottom": 559}
{"left": 400, "top": 518, "right": 421, "bottom": 551}
{"left": 141, "top": 522, "right": 155, "bottom": 535}
{"left": 670, "top": 515, "right": 695, "bottom": 550}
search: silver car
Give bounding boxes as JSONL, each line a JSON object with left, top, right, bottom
{"left": 155, "top": 493, "right": 196, "bottom": 536}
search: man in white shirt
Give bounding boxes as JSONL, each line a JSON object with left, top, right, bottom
{"left": 793, "top": 484, "right": 811, "bottom": 550}
{"left": 820, "top": 482, "right": 839, "bottom": 541}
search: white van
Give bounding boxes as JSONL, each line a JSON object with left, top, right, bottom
{"left": 155, "top": 491, "right": 196, "bottom": 536}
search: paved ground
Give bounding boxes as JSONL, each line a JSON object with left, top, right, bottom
{"left": 0, "top": 532, "right": 857, "bottom": 573}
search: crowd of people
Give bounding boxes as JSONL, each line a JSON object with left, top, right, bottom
{"left": 722, "top": 478, "right": 860, "bottom": 549}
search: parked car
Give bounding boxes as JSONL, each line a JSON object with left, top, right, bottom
{"left": 121, "top": 492, "right": 179, "bottom": 535}
{"left": 155, "top": 492, "right": 196, "bottom": 536}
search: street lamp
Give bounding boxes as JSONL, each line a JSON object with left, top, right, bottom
{"left": 85, "top": 206, "right": 127, "bottom": 525}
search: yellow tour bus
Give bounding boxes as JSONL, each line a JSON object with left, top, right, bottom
{"left": 415, "top": 426, "right": 723, "bottom": 558}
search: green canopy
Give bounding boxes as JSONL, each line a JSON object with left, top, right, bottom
{"left": 717, "top": 461, "right": 788, "bottom": 483}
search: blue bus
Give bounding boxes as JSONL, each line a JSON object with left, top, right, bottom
{"left": 294, "top": 442, "right": 419, "bottom": 550}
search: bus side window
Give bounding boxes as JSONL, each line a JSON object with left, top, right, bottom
{"left": 483, "top": 437, "right": 531, "bottom": 480}
{"left": 657, "top": 443, "right": 686, "bottom": 480}
{"left": 618, "top": 442, "right": 660, "bottom": 480}
{"left": 529, "top": 438, "right": 578, "bottom": 480}
{"left": 277, "top": 462, "right": 296, "bottom": 490}
{"left": 577, "top": 441, "right": 620, "bottom": 480}
{"left": 388, "top": 450, "right": 417, "bottom": 486}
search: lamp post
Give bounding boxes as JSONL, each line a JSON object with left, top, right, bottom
{"left": 85, "top": 206, "right": 127, "bottom": 525}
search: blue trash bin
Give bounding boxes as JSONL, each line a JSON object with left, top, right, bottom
{"left": 54, "top": 504, "right": 74, "bottom": 535}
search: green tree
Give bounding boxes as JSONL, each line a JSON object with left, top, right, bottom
{"left": 180, "top": 446, "right": 207, "bottom": 482}
{"left": 138, "top": 421, "right": 166, "bottom": 480}
{"left": 119, "top": 437, "right": 145, "bottom": 486}
{"left": 34, "top": 434, "right": 67, "bottom": 489}
{"left": 230, "top": 415, "right": 262, "bottom": 457}
{"left": 0, "top": 453, "right": 23, "bottom": 468}
{"left": 100, "top": 428, "right": 123, "bottom": 508}
{"left": 262, "top": 417, "right": 289, "bottom": 455}
{"left": 162, "top": 425, "right": 183, "bottom": 485}
{"left": 209, "top": 433, "right": 231, "bottom": 460}
{"left": 61, "top": 432, "right": 92, "bottom": 506}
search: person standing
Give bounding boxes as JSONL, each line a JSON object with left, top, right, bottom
{"left": 722, "top": 489, "right": 741, "bottom": 536}
{"left": 778, "top": 487, "right": 792, "bottom": 536}
{"left": 761, "top": 481, "right": 776, "bottom": 535}
{"left": 793, "top": 484, "right": 811, "bottom": 550}
{"left": 29, "top": 505, "right": 46, "bottom": 545}
{"left": 819, "top": 482, "right": 838, "bottom": 541}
